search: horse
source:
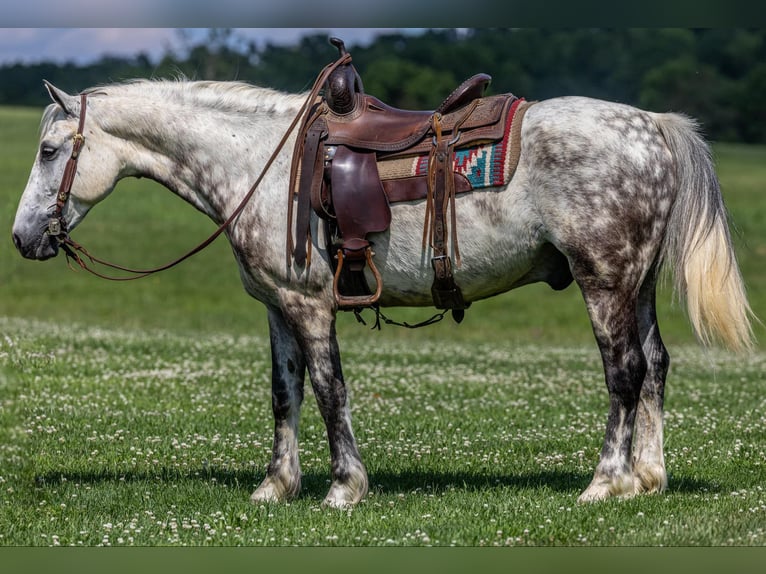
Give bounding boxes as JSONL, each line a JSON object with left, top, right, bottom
{"left": 11, "top": 77, "right": 755, "bottom": 508}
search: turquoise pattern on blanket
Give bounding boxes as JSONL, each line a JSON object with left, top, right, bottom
{"left": 411, "top": 99, "right": 518, "bottom": 189}
{"left": 455, "top": 147, "right": 490, "bottom": 187}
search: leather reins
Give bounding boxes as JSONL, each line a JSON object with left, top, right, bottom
{"left": 51, "top": 53, "right": 352, "bottom": 281}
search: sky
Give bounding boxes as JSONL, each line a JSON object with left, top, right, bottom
{"left": 2, "top": 1, "right": 757, "bottom": 66}
{"left": 2, "top": 0, "right": 477, "bottom": 27}
{"left": 0, "top": 28, "right": 419, "bottom": 67}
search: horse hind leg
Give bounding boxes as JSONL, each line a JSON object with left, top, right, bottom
{"left": 632, "top": 274, "right": 670, "bottom": 495}
{"left": 251, "top": 307, "right": 306, "bottom": 503}
{"left": 577, "top": 282, "right": 647, "bottom": 502}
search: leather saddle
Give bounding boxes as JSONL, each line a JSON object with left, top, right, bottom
{"left": 290, "top": 38, "right": 521, "bottom": 320}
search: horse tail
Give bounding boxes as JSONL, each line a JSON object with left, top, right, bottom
{"left": 652, "top": 112, "right": 756, "bottom": 352}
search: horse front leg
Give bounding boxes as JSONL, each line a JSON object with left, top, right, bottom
{"left": 578, "top": 286, "right": 647, "bottom": 503}
{"left": 251, "top": 307, "right": 306, "bottom": 503}
{"left": 281, "top": 294, "right": 368, "bottom": 508}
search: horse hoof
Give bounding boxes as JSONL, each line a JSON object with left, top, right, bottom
{"left": 321, "top": 473, "right": 369, "bottom": 509}
{"left": 577, "top": 485, "right": 611, "bottom": 503}
{"left": 250, "top": 475, "right": 301, "bottom": 504}
{"left": 321, "top": 489, "right": 363, "bottom": 509}
{"left": 322, "top": 486, "right": 366, "bottom": 509}
{"left": 633, "top": 463, "right": 668, "bottom": 494}
{"left": 577, "top": 474, "right": 637, "bottom": 503}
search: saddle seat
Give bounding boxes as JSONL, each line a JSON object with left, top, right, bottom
{"left": 324, "top": 73, "right": 492, "bottom": 153}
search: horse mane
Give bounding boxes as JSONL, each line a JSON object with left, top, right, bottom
{"left": 94, "top": 78, "right": 305, "bottom": 114}
{"left": 39, "top": 78, "right": 307, "bottom": 137}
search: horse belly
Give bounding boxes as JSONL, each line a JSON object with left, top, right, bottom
{"left": 371, "top": 189, "right": 545, "bottom": 307}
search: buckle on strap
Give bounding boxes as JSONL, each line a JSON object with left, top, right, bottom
{"left": 47, "top": 218, "right": 63, "bottom": 237}
{"left": 431, "top": 254, "right": 451, "bottom": 272}
{"left": 70, "top": 133, "right": 85, "bottom": 158}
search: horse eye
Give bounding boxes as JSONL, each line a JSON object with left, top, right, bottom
{"left": 40, "top": 145, "right": 58, "bottom": 160}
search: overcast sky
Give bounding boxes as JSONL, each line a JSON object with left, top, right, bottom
{"left": 0, "top": 28, "right": 420, "bottom": 66}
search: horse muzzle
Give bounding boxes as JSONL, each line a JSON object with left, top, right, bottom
{"left": 12, "top": 226, "right": 61, "bottom": 261}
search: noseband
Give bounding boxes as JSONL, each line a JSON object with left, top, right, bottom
{"left": 48, "top": 93, "right": 88, "bottom": 239}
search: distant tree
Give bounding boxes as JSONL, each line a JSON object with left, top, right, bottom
{"left": 736, "top": 63, "right": 766, "bottom": 143}
{"left": 174, "top": 29, "right": 253, "bottom": 80}
{"left": 2, "top": 28, "right": 765, "bottom": 142}
{"left": 247, "top": 34, "right": 337, "bottom": 92}
{"left": 695, "top": 29, "right": 764, "bottom": 79}
{"left": 360, "top": 57, "right": 457, "bottom": 109}
{"left": 639, "top": 56, "right": 738, "bottom": 140}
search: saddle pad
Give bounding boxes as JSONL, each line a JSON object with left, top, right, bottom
{"left": 377, "top": 98, "right": 533, "bottom": 191}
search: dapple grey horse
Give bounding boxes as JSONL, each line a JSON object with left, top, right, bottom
{"left": 12, "top": 79, "right": 754, "bottom": 507}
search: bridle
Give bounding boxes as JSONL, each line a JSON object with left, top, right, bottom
{"left": 49, "top": 53, "right": 352, "bottom": 281}
{"left": 47, "top": 93, "right": 87, "bottom": 240}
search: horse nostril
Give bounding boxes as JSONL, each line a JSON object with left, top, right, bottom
{"left": 12, "top": 232, "right": 22, "bottom": 251}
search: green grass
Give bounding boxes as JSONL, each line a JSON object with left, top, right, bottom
{"left": 1, "top": 318, "right": 764, "bottom": 546}
{"left": 1, "top": 105, "right": 765, "bottom": 546}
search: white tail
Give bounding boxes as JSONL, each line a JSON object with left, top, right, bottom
{"left": 654, "top": 113, "right": 756, "bottom": 352}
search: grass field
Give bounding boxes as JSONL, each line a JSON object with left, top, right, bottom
{"left": 1, "top": 104, "right": 765, "bottom": 547}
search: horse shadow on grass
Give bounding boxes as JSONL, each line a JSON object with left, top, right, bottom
{"left": 32, "top": 466, "right": 725, "bottom": 500}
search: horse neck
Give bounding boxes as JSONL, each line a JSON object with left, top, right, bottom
{"left": 100, "top": 83, "right": 302, "bottom": 224}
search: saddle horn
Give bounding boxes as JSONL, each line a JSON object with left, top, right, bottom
{"left": 325, "top": 37, "right": 364, "bottom": 115}
{"left": 329, "top": 37, "right": 348, "bottom": 56}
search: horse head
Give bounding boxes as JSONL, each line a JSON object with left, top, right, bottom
{"left": 12, "top": 82, "right": 123, "bottom": 260}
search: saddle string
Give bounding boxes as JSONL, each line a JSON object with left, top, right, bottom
{"left": 447, "top": 99, "right": 478, "bottom": 268}
{"left": 422, "top": 114, "right": 440, "bottom": 252}
{"left": 59, "top": 53, "right": 353, "bottom": 281}
{"left": 421, "top": 99, "right": 478, "bottom": 269}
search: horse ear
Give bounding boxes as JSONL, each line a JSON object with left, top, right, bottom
{"left": 43, "top": 80, "right": 81, "bottom": 117}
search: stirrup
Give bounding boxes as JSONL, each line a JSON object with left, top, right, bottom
{"left": 333, "top": 247, "right": 383, "bottom": 308}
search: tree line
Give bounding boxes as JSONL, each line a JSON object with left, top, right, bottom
{"left": 2, "top": 28, "right": 765, "bottom": 143}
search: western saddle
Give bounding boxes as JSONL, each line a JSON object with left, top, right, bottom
{"left": 289, "top": 38, "right": 524, "bottom": 322}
